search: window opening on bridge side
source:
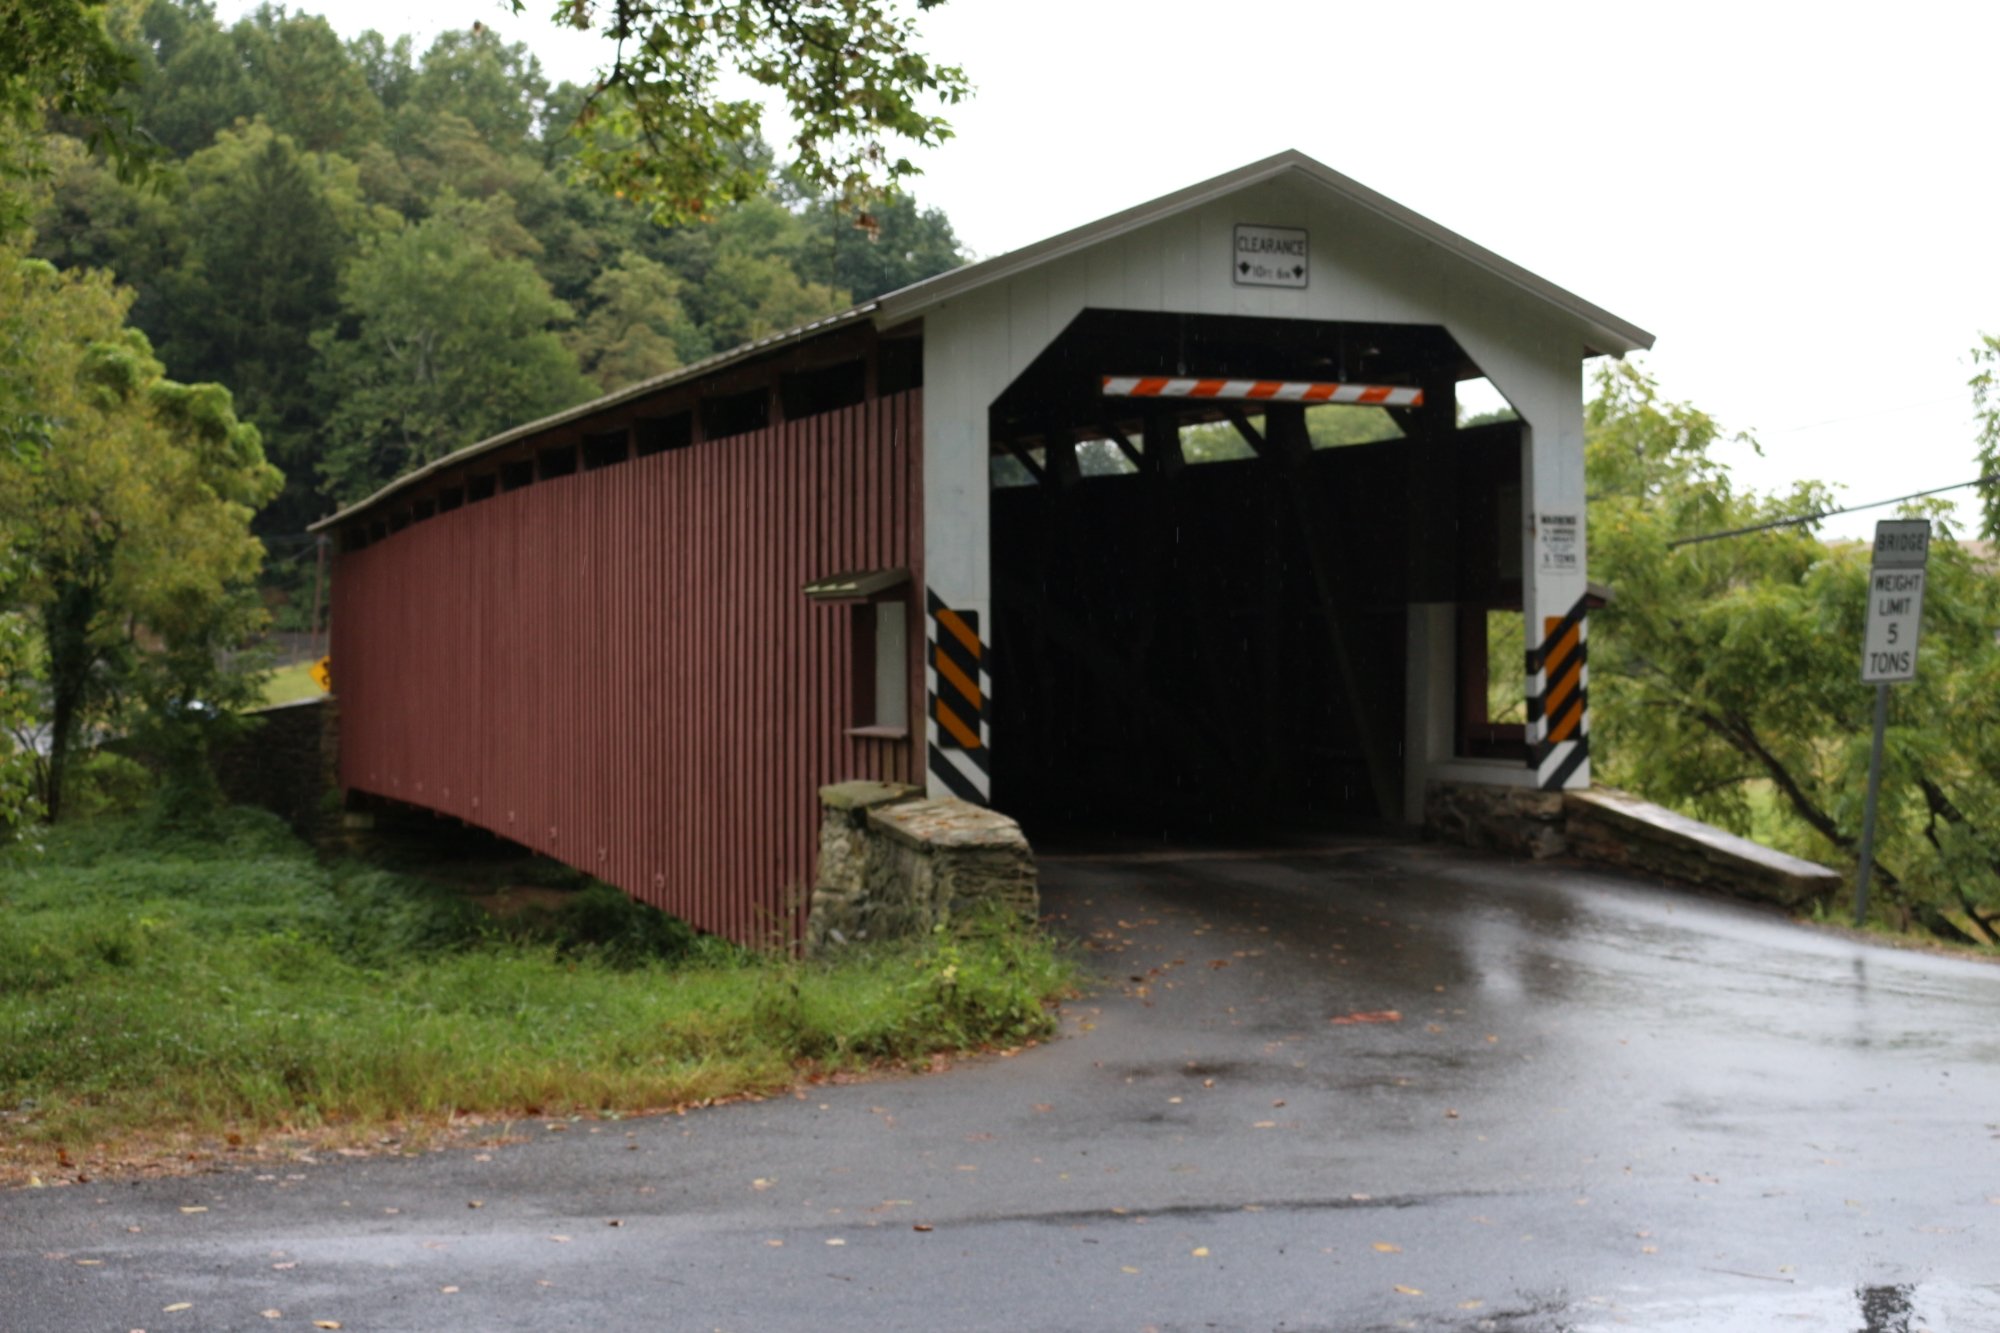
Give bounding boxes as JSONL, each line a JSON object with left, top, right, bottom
{"left": 877, "top": 336, "right": 922, "bottom": 394}
{"left": 1457, "top": 604, "right": 1527, "bottom": 760}
{"left": 634, "top": 413, "right": 693, "bottom": 456}
{"left": 780, "top": 360, "right": 866, "bottom": 420}
{"left": 802, "top": 568, "right": 914, "bottom": 738}
{"left": 851, "top": 597, "right": 911, "bottom": 736}
{"left": 537, "top": 444, "right": 578, "bottom": 479}
{"left": 701, "top": 387, "right": 770, "bottom": 440}
{"left": 582, "top": 429, "right": 631, "bottom": 471}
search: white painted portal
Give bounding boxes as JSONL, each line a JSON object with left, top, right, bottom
{"left": 883, "top": 152, "right": 1648, "bottom": 816}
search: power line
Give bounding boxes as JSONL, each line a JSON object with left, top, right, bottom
{"left": 1666, "top": 475, "right": 1999, "bottom": 549}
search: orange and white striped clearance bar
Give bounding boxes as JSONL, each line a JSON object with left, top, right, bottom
{"left": 1102, "top": 375, "right": 1424, "bottom": 407}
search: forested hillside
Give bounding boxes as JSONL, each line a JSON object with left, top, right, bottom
{"left": 29, "top": 0, "right": 967, "bottom": 564}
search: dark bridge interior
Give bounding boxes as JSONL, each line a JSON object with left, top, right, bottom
{"left": 987, "top": 310, "right": 1522, "bottom": 835}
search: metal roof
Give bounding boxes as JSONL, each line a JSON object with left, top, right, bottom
{"left": 310, "top": 302, "right": 880, "bottom": 531}
{"left": 313, "top": 149, "right": 1652, "bottom": 532}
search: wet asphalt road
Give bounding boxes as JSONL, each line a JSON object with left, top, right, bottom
{"left": 6, "top": 838, "right": 2000, "bottom": 1332}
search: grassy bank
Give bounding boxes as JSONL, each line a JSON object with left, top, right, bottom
{"left": 259, "top": 660, "right": 324, "bottom": 706}
{"left": 0, "top": 810, "right": 1074, "bottom": 1183}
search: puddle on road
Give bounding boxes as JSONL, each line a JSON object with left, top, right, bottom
{"left": 1459, "top": 1279, "right": 2000, "bottom": 1333}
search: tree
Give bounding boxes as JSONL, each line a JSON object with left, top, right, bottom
{"left": 402, "top": 26, "right": 549, "bottom": 149}
{"left": 663, "top": 194, "right": 849, "bottom": 348}
{"left": 795, "top": 187, "right": 965, "bottom": 301}
{"left": 0, "top": 251, "right": 281, "bottom": 824}
{"left": 568, "top": 251, "right": 701, "bottom": 390}
{"left": 1, "top": 0, "right": 150, "bottom": 229}
{"left": 1972, "top": 332, "right": 2000, "bottom": 540}
{"left": 527, "top": 0, "right": 968, "bottom": 220}
{"left": 158, "top": 120, "right": 388, "bottom": 531}
{"left": 313, "top": 195, "right": 598, "bottom": 503}
{"left": 119, "top": 1, "right": 386, "bottom": 156}
{"left": 1585, "top": 361, "right": 2000, "bottom": 938}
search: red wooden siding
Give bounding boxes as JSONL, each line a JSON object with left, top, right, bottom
{"left": 330, "top": 391, "right": 924, "bottom": 943}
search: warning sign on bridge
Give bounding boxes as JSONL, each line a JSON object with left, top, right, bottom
{"left": 1860, "top": 519, "right": 1929, "bottom": 683}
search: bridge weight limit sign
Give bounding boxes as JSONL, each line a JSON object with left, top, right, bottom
{"left": 1853, "top": 519, "right": 1930, "bottom": 923}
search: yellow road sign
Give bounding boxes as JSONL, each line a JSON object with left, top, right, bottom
{"left": 309, "top": 656, "right": 332, "bottom": 692}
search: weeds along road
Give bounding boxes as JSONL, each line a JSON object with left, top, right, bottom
{"left": 6, "top": 839, "right": 2000, "bottom": 1332}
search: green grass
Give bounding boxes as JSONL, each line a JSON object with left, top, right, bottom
{"left": 0, "top": 810, "right": 1075, "bottom": 1173}
{"left": 260, "top": 660, "right": 325, "bottom": 706}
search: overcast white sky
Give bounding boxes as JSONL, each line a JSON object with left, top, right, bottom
{"left": 230, "top": 1, "right": 2000, "bottom": 538}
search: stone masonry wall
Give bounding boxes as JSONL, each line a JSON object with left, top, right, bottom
{"left": 1426, "top": 779, "right": 1842, "bottom": 909}
{"left": 1424, "top": 782, "right": 1568, "bottom": 860}
{"left": 211, "top": 695, "right": 338, "bottom": 840}
{"left": 806, "top": 781, "right": 1038, "bottom": 955}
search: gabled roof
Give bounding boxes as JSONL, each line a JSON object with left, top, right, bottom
{"left": 313, "top": 150, "right": 1650, "bottom": 532}
{"left": 877, "top": 149, "right": 1654, "bottom": 358}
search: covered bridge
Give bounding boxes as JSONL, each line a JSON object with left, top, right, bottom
{"left": 313, "top": 150, "right": 1653, "bottom": 942}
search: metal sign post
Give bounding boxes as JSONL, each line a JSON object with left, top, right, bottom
{"left": 1853, "top": 518, "right": 1931, "bottom": 924}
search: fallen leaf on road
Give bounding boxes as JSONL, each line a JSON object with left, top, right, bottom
{"left": 75, "top": 1259, "right": 102, "bottom": 1266}
{"left": 606, "top": 1219, "right": 623, "bottom": 1227}
{"left": 1192, "top": 1247, "right": 1209, "bottom": 1257}
{"left": 766, "top": 1239, "right": 783, "bottom": 1247}
{"left": 913, "top": 1224, "right": 933, "bottom": 1232}
{"left": 1120, "top": 1266, "right": 1140, "bottom": 1275}
{"left": 163, "top": 1304, "right": 192, "bottom": 1313}
{"left": 752, "top": 1178, "right": 772, "bottom": 1190}
{"left": 467, "top": 1200, "right": 483, "bottom": 1209}
{"left": 1032, "top": 1104, "right": 1053, "bottom": 1113}
{"left": 1328, "top": 1011, "right": 1401, "bottom": 1026}
{"left": 548, "top": 1235, "right": 571, "bottom": 1243}
{"left": 178, "top": 1207, "right": 206, "bottom": 1215}
{"left": 261, "top": 1311, "right": 282, "bottom": 1320}
{"left": 1458, "top": 1300, "right": 1484, "bottom": 1309}
{"left": 441, "top": 1286, "right": 459, "bottom": 1294}
{"left": 826, "top": 1238, "right": 845, "bottom": 1246}
{"left": 313, "top": 1323, "right": 342, "bottom": 1330}
{"left": 1253, "top": 1121, "right": 1277, "bottom": 1129}
{"left": 1642, "top": 1245, "right": 1658, "bottom": 1254}
{"left": 1394, "top": 1285, "right": 1423, "bottom": 1296}
{"left": 1444, "top": 1109, "right": 1460, "bottom": 1119}
{"left": 1372, "top": 1242, "right": 1401, "bottom": 1253}
{"left": 272, "top": 1262, "right": 296, "bottom": 1270}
